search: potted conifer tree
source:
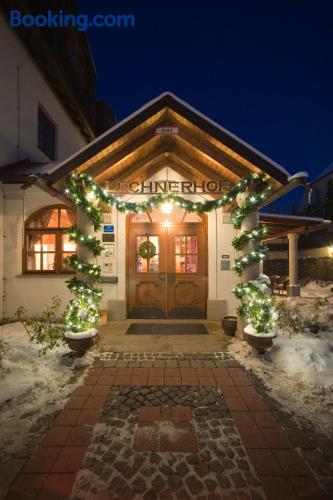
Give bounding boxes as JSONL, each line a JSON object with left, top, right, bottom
{"left": 241, "top": 275, "right": 278, "bottom": 354}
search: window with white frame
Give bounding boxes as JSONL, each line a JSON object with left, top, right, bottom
{"left": 24, "top": 205, "right": 76, "bottom": 273}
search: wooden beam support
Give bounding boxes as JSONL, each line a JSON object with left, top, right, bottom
{"left": 94, "top": 136, "right": 170, "bottom": 182}
{"left": 175, "top": 128, "right": 250, "bottom": 179}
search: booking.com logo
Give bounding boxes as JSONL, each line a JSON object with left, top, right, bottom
{"left": 9, "top": 10, "right": 135, "bottom": 31}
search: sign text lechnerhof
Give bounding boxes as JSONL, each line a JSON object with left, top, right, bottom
{"left": 103, "top": 180, "right": 231, "bottom": 195}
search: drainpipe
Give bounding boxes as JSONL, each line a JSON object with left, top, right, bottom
{"left": 2, "top": 189, "right": 6, "bottom": 321}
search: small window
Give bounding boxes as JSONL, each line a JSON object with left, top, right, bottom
{"left": 38, "top": 106, "right": 56, "bottom": 160}
{"left": 24, "top": 205, "right": 76, "bottom": 274}
{"left": 175, "top": 235, "right": 198, "bottom": 273}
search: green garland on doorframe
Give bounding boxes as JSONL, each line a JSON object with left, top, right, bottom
{"left": 64, "top": 171, "right": 271, "bottom": 219}
{"left": 63, "top": 170, "right": 278, "bottom": 334}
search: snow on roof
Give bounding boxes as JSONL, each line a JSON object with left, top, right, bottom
{"left": 288, "top": 171, "right": 308, "bottom": 182}
{"left": 260, "top": 212, "right": 325, "bottom": 222}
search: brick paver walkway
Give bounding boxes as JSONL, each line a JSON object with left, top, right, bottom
{"left": 5, "top": 355, "right": 331, "bottom": 500}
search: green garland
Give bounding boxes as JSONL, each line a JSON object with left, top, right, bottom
{"left": 66, "top": 277, "right": 102, "bottom": 301}
{"left": 63, "top": 179, "right": 103, "bottom": 332}
{"left": 233, "top": 282, "right": 263, "bottom": 299}
{"left": 65, "top": 171, "right": 271, "bottom": 216}
{"left": 232, "top": 225, "right": 269, "bottom": 251}
{"left": 138, "top": 241, "right": 156, "bottom": 259}
{"left": 64, "top": 169, "right": 277, "bottom": 335}
{"left": 232, "top": 244, "right": 269, "bottom": 276}
{"left": 229, "top": 194, "right": 278, "bottom": 334}
{"left": 64, "top": 256, "right": 101, "bottom": 280}
{"left": 66, "top": 226, "right": 103, "bottom": 256}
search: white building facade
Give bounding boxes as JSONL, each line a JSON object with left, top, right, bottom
{"left": 0, "top": 8, "right": 114, "bottom": 319}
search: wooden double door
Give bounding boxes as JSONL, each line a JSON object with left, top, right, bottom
{"left": 127, "top": 215, "right": 207, "bottom": 319}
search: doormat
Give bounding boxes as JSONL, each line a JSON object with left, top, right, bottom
{"left": 125, "top": 323, "right": 208, "bottom": 335}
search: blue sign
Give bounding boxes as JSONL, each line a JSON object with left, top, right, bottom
{"left": 103, "top": 225, "right": 114, "bottom": 233}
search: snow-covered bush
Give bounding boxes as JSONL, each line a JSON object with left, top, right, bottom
{"left": 16, "top": 296, "right": 65, "bottom": 356}
{"left": 278, "top": 297, "right": 329, "bottom": 336}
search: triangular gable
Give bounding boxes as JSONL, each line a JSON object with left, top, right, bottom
{"left": 48, "top": 92, "right": 291, "bottom": 188}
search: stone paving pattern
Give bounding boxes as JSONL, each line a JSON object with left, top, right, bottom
{"left": 3, "top": 353, "right": 333, "bottom": 500}
{"left": 134, "top": 405, "right": 199, "bottom": 453}
{"left": 71, "top": 386, "right": 264, "bottom": 499}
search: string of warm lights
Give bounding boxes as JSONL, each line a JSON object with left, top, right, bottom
{"left": 64, "top": 255, "right": 101, "bottom": 280}
{"left": 232, "top": 225, "right": 269, "bottom": 251}
{"left": 66, "top": 277, "right": 103, "bottom": 300}
{"left": 66, "top": 226, "right": 103, "bottom": 255}
{"left": 230, "top": 195, "right": 278, "bottom": 333}
{"left": 65, "top": 171, "right": 271, "bottom": 217}
{"left": 64, "top": 170, "right": 277, "bottom": 334}
{"left": 232, "top": 244, "right": 269, "bottom": 276}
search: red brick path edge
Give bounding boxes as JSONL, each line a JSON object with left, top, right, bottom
{"left": 6, "top": 366, "right": 329, "bottom": 500}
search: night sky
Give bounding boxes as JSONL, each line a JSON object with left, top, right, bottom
{"left": 78, "top": 0, "right": 332, "bottom": 210}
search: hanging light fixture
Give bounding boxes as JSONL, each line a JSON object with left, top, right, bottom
{"left": 161, "top": 201, "right": 173, "bottom": 214}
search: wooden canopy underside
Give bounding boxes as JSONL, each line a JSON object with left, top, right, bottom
{"left": 50, "top": 106, "right": 286, "bottom": 195}
{"left": 260, "top": 214, "right": 327, "bottom": 240}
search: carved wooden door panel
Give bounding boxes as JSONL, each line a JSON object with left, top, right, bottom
{"left": 166, "top": 224, "right": 207, "bottom": 318}
{"left": 127, "top": 224, "right": 167, "bottom": 318}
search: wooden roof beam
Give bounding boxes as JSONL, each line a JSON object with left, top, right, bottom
{"left": 175, "top": 128, "right": 250, "bottom": 180}
{"left": 168, "top": 144, "right": 238, "bottom": 184}
{"left": 263, "top": 227, "right": 306, "bottom": 241}
{"left": 95, "top": 142, "right": 172, "bottom": 183}
{"left": 91, "top": 135, "right": 169, "bottom": 181}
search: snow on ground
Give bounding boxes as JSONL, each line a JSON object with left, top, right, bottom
{"left": 229, "top": 281, "right": 333, "bottom": 438}
{"left": 301, "top": 281, "right": 333, "bottom": 298}
{"left": 0, "top": 322, "right": 94, "bottom": 462}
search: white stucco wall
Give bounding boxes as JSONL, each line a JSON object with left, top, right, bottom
{"left": 207, "top": 210, "right": 238, "bottom": 317}
{"left": 2, "top": 185, "right": 73, "bottom": 319}
{"left": 0, "top": 13, "right": 92, "bottom": 319}
{"left": 0, "top": 13, "right": 87, "bottom": 166}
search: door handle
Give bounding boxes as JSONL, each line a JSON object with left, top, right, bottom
{"left": 159, "top": 272, "right": 166, "bottom": 282}
{"left": 168, "top": 273, "right": 176, "bottom": 285}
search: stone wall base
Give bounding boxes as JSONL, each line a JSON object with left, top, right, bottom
{"left": 108, "top": 300, "right": 127, "bottom": 320}
{"left": 207, "top": 299, "right": 227, "bottom": 320}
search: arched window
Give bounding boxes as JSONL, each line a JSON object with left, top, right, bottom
{"left": 24, "top": 205, "right": 76, "bottom": 273}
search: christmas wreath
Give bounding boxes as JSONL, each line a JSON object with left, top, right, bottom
{"left": 138, "top": 240, "right": 156, "bottom": 259}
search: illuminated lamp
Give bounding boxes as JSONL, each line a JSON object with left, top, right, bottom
{"left": 161, "top": 202, "right": 173, "bottom": 214}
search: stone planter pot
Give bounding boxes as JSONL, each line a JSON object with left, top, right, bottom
{"left": 244, "top": 325, "right": 276, "bottom": 355}
{"left": 64, "top": 328, "right": 97, "bottom": 356}
{"left": 222, "top": 316, "right": 237, "bottom": 336}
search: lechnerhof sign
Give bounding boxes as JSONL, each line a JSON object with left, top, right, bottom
{"left": 103, "top": 180, "right": 231, "bottom": 195}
